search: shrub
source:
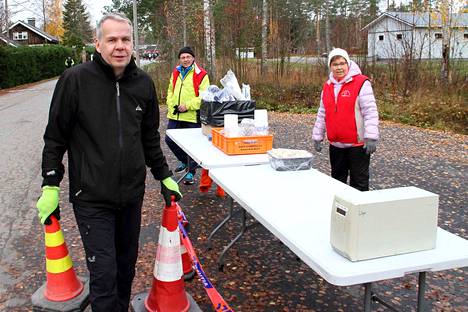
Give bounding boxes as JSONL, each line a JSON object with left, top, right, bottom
{"left": 0, "top": 45, "right": 73, "bottom": 89}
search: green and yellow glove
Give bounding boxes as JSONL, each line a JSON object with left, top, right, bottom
{"left": 36, "top": 186, "right": 60, "bottom": 225}
{"left": 161, "top": 177, "right": 182, "bottom": 206}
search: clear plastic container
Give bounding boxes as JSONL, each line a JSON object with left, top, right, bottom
{"left": 268, "top": 148, "right": 314, "bottom": 171}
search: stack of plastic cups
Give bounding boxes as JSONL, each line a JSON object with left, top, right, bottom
{"left": 254, "top": 109, "right": 269, "bottom": 135}
{"left": 224, "top": 114, "right": 239, "bottom": 137}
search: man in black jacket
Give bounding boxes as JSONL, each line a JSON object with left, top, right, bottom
{"left": 36, "top": 13, "right": 182, "bottom": 312}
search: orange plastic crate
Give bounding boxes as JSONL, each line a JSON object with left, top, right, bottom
{"left": 211, "top": 128, "right": 273, "bottom": 155}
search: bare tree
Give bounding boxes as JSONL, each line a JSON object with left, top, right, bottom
{"left": 2, "top": 0, "right": 8, "bottom": 33}
{"left": 1, "top": 1, "right": 5, "bottom": 33}
{"left": 261, "top": 0, "right": 268, "bottom": 74}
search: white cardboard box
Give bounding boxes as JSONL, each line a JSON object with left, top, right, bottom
{"left": 330, "top": 186, "right": 439, "bottom": 261}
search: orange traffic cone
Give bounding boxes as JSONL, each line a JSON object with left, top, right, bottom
{"left": 199, "top": 168, "right": 212, "bottom": 193}
{"left": 180, "top": 237, "right": 195, "bottom": 281}
{"left": 44, "top": 215, "right": 84, "bottom": 301}
{"left": 200, "top": 168, "right": 225, "bottom": 197}
{"left": 144, "top": 201, "right": 190, "bottom": 312}
{"left": 215, "top": 185, "right": 226, "bottom": 198}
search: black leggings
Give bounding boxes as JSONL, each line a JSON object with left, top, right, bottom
{"left": 329, "top": 145, "right": 371, "bottom": 191}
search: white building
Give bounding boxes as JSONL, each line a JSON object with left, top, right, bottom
{"left": 362, "top": 12, "right": 468, "bottom": 59}
{"left": 235, "top": 47, "right": 255, "bottom": 59}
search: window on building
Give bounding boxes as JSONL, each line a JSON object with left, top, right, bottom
{"left": 435, "top": 33, "right": 443, "bottom": 39}
{"left": 464, "top": 33, "right": 468, "bottom": 39}
{"left": 396, "top": 34, "right": 402, "bottom": 40}
{"left": 378, "top": 35, "right": 384, "bottom": 41}
{"left": 12, "top": 31, "right": 28, "bottom": 40}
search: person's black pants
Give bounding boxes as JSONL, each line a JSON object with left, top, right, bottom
{"left": 329, "top": 145, "right": 370, "bottom": 191}
{"left": 165, "top": 119, "right": 200, "bottom": 174}
{"left": 73, "top": 199, "right": 143, "bottom": 312}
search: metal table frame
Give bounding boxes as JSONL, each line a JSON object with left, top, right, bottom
{"left": 209, "top": 165, "right": 468, "bottom": 312}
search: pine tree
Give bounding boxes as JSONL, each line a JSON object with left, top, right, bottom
{"left": 62, "top": 0, "right": 93, "bottom": 47}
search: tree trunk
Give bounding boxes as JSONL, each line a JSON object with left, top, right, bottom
{"left": 132, "top": 0, "right": 140, "bottom": 67}
{"left": 42, "top": 0, "right": 46, "bottom": 30}
{"left": 261, "top": 0, "right": 268, "bottom": 74}
{"left": 203, "top": 0, "right": 216, "bottom": 79}
{"left": 3, "top": 0, "right": 8, "bottom": 33}
{"left": 315, "top": 8, "right": 320, "bottom": 56}
{"left": 440, "top": 0, "right": 450, "bottom": 83}
{"left": 325, "top": 5, "right": 331, "bottom": 52}
{"left": 182, "top": 0, "right": 187, "bottom": 46}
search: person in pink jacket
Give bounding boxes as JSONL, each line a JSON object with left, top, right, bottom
{"left": 312, "top": 48, "right": 379, "bottom": 191}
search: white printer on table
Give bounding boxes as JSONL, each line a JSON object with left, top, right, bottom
{"left": 330, "top": 186, "right": 439, "bottom": 261}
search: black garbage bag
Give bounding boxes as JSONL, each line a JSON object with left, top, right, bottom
{"left": 200, "top": 100, "right": 256, "bottom": 127}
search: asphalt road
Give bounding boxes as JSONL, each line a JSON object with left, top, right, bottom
{"left": 0, "top": 79, "right": 57, "bottom": 307}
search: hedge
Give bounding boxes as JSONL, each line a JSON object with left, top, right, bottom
{"left": 0, "top": 45, "right": 74, "bottom": 89}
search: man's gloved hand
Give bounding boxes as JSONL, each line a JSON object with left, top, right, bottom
{"left": 363, "top": 139, "right": 377, "bottom": 155}
{"left": 314, "top": 140, "right": 323, "bottom": 152}
{"left": 36, "top": 186, "right": 60, "bottom": 225}
{"left": 161, "top": 177, "right": 182, "bottom": 206}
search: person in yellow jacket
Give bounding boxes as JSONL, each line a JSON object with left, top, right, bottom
{"left": 165, "top": 46, "right": 210, "bottom": 184}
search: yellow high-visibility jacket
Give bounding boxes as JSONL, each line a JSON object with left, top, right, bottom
{"left": 166, "top": 62, "right": 210, "bottom": 123}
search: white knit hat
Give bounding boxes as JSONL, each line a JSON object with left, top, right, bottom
{"left": 328, "top": 48, "right": 350, "bottom": 67}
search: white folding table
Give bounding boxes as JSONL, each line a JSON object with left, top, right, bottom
{"left": 209, "top": 165, "right": 468, "bottom": 312}
{"left": 165, "top": 128, "right": 270, "bottom": 247}
{"left": 165, "top": 128, "right": 269, "bottom": 170}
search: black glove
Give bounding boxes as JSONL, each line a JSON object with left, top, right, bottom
{"left": 160, "top": 177, "right": 182, "bottom": 206}
{"left": 173, "top": 105, "right": 180, "bottom": 115}
{"left": 314, "top": 140, "right": 323, "bottom": 152}
{"left": 45, "top": 206, "right": 61, "bottom": 225}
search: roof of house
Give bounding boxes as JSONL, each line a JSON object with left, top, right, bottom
{"left": 9, "top": 20, "right": 59, "bottom": 43}
{"left": 0, "top": 35, "right": 19, "bottom": 47}
{"left": 362, "top": 12, "right": 468, "bottom": 30}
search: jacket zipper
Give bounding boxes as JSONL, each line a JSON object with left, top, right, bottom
{"left": 176, "top": 76, "right": 184, "bottom": 121}
{"left": 116, "top": 82, "right": 123, "bottom": 206}
{"left": 116, "top": 82, "right": 123, "bottom": 148}
{"left": 334, "top": 84, "right": 338, "bottom": 112}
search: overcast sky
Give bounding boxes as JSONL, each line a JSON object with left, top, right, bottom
{"left": 9, "top": 0, "right": 113, "bottom": 27}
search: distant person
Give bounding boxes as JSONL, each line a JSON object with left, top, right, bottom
{"left": 165, "top": 46, "right": 209, "bottom": 185}
{"left": 312, "top": 48, "right": 379, "bottom": 191}
{"left": 36, "top": 13, "right": 181, "bottom": 311}
{"left": 81, "top": 46, "right": 87, "bottom": 63}
{"left": 64, "top": 56, "right": 74, "bottom": 68}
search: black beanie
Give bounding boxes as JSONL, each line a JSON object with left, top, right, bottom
{"left": 178, "top": 46, "right": 195, "bottom": 58}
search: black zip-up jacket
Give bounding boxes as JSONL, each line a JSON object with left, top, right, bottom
{"left": 41, "top": 53, "right": 171, "bottom": 208}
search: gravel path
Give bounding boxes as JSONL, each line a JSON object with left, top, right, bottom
{"left": 1, "top": 109, "right": 466, "bottom": 311}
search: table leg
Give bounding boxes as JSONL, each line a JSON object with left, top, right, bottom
{"left": 371, "top": 293, "right": 399, "bottom": 311}
{"left": 175, "top": 155, "right": 192, "bottom": 184}
{"left": 364, "top": 283, "right": 372, "bottom": 312}
{"left": 417, "top": 272, "right": 426, "bottom": 312}
{"left": 217, "top": 209, "right": 247, "bottom": 270}
{"left": 176, "top": 170, "right": 189, "bottom": 184}
{"left": 207, "top": 197, "right": 240, "bottom": 250}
